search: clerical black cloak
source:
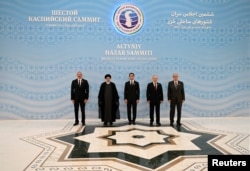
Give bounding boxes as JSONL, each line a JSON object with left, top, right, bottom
{"left": 98, "top": 82, "right": 120, "bottom": 122}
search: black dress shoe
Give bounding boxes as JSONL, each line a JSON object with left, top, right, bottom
{"left": 132, "top": 121, "right": 136, "bottom": 125}
{"left": 73, "top": 122, "right": 79, "bottom": 126}
{"left": 156, "top": 123, "right": 161, "bottom": 126}
{"left": 177, "top": 122, "right": 182, "bottom": 126}
{"left": 150, "top": 122, "right": 153, "bottom": 126}
{"left": 128, "top": 121, "right": 132, "bottom": 125}
{"left": 109, "top": 122, "right": 113, "bottom": 126}
{"left": 103, "top": 122, "right": 107, "bottom": 126}
{"left": 170, "top": 123, "right": 174, "bottom": 127}
{"left": 82, "top": 122, "right": 85, "bottom": 126}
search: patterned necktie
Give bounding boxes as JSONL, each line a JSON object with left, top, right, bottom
{"left": 78, "top": 79, "right": 81, "bottom": 86}
{"left": 175, "top": 81, "right": 177, "bottom": 89}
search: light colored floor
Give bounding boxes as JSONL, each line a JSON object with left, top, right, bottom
{"left": 0, "top": 117, "right": 249, "bottom": 171}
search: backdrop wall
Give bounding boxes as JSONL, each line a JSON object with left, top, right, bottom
{"left": 0, "top": 0, "right": 249, "bottom": 119}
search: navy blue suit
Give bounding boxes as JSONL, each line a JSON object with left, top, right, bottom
{"left": 146, "top": 82, "right": 163, "bottom": 124}
{"left": 71, "top": 79, "right": 89, "bottom": 123}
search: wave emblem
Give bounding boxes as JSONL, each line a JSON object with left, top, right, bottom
{"left": 113, "top": 4, "right": 144, "bottom": 34}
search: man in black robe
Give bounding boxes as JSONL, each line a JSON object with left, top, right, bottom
{"left": 98, "top": 74, "right": 120, "bottom": 126}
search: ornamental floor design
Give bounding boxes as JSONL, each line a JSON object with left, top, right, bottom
{"left": 14, "top": 118, "right": 249, "bottom": 171}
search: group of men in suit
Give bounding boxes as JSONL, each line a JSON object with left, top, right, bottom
{"left": 71, "top": 71, "right": 185, "bottom": 127}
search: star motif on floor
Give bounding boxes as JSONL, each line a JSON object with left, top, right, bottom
{"left": 74, "top": 125, "right": 201, "bottom": 159}
{"left": 22, "top": 121, "right": 237, "bottom": 171}
{"left": 105, "top": 128, "right": 172, "bottom": 147}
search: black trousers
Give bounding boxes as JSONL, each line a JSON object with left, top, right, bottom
{"left": 149, "top": 103, "right": 160, "bottom": 123}
{"left": 127, "top": 101, "right": 137, "bottom": 122}
{"left": 74, "top": 100, "right": 85, "bottom": 123}
{"left": 170, "top": 100, "right": 182, "bottom": 123}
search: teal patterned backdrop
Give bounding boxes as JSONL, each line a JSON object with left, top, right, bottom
{"left": 0, "top": 0, "right": 249, "bottom": 119}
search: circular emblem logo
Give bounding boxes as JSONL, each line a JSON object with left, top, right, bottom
{"left": 113, "top": 4, "right": 144, "bottom": 34}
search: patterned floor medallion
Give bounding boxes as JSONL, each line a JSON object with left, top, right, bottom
{"left": 21, "top": 121, "right": 249, "bottom": 171}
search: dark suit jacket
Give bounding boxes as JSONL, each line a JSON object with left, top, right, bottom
{"left": 167, "top": 80, "right": 185, "bottom": 102}
{"left": 146, "top": 82, "right": 163, "bottom": 104}
{"left": 71, "top": 79, "right": 89, "bottom": 101}
{"left": 124, "top": 80, "right": 140, "bottom": 102}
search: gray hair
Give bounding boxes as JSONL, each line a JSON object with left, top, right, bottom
{"left": 173, "top": 73, "right": 179, "bottom": 77}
